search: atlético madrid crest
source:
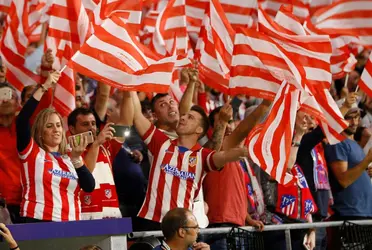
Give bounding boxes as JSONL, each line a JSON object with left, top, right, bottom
{"left": 84, "top": 195, "right": 91, "bottom": 205}
{"left": 105, "top": 189, "right": 112, "bottom": 199}
{"left": 189, "top": 156, "right": 197, "bottom": 168}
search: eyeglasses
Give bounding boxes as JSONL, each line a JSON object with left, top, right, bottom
{"left": 182, "top": 225, "right": 200, "bottom": 230}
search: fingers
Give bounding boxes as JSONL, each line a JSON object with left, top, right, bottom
{"left": 257, "top": 221, "right": 265, "bottom": 232}
{"left": 192, "top": 242, "right": 210, "bottom": 250}
{"left": 0, "top": 223, "right": 10, "bottom": 234}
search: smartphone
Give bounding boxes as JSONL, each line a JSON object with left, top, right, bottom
{"left": 110, "top": 125, "right": 131, "bottom": 138}
{"left": 68, "top": 131, "right": 94, "bottom": 146}
{"left": 0, "top": 87, "right": 12, "bottom": 101}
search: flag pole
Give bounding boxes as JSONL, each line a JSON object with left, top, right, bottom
{"left": 344, "top": 73, "right": 349, "bottom": 88}
{"left": 50, "top": 65, "right": 67, "bottom": 108}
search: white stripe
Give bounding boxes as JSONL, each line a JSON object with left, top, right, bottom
{"left": 274, "top": 11, "right": 306, "bottom": 35}
{"left": 210, "top": 2, "right": 233, "bottom": 55}
{"left": 304, "top": 67, "right": 332, "bottom": 82}
{"left": 61, "top": 157, "right": 79, "bottom": 221}
{"left": 53, "top": 0, "right": 68, "bottom": 7}
{"left": 186, "top": 5, "right": 205, "bottom": 19}
{"left": 313, "top": 1, "right": 372, "bottom": 22}
{"left": 165, "top": 15, "right": 186, "bottom": 30}
{"left": 18, "top": 139, "right": 34, "bottom": 160}
{"left": 220, "top": 0, "right": 257, "bottom": 8}
{"left": 49, "top": 16, "right": 71, "bottom": 32}
{"left": 23, "top": 162, "right": 30, "bottom": 216}
{"left": 230, "top": 76, "right": 280, "bottom": 93}
{"left": 225, "top": 13, "right": 254, "bottom": 26}
{"left": 51, "top": 156, "right": 62, "bottom": 221}
{"left": 316, "top": 18, "right": 372, "bottom": 29}
{"left": 86, "top": 35, "right": 145, "bottom": 71}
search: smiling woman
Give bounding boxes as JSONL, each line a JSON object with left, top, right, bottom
{"left": 15, "top": 71, "right": 95, "bottom": 223}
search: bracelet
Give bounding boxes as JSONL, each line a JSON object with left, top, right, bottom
{"left": 40, "top": 84, "right": 48, "bottom": 92}
{"left": 291, "top": 141, "right": 301, "bottom": 147}
{"left": 71, "top": 157, "right": 83, "bottom": 167}
{"left": 10, "top": 246, "right": 19, "bottom": 250}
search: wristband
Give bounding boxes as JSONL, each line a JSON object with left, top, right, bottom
{"left": 10, "top": 246, "right": 19, "bottom": 250}
{"left": 291, "top": 141, "right": 301, "bottom": 147}
{"left": 40, "top": 84, "right": 48, "bottom": 92}
{"left": 40, "top": 65, "right": 52, "bottom": 71}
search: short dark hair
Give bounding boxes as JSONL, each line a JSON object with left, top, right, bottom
{"left": 68, "top": 107, "right": 94, "bottom": 127}
{"left": 161, "top": 208, "right": 191, "bottom": 240}
{"left": 150, "top": 93, "right": 169, "bottom": 111}
{"left": 191, "top": 105, "right": 210, "bottom": 139}
{"left": 208, "top": 106, "right": 222, "bottom": 128}
{"left": 21, "top": 85, "right": 36, "bottom": 104}
{"left": 141, "top": 99, "right": 152, "bottom": 113}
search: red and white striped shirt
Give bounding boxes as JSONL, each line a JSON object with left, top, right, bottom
{"left": 18, "top": 139, "right": 81, "bottom": 221}
{"left": 138, "top": 125, "right": 217, "bottom": 223}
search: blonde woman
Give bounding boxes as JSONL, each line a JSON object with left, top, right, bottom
{"left": 16, "top": 71, "right": 95, "bottom": 223}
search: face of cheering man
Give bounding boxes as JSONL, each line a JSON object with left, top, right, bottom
{"left": 153, "top": 94, "right": 179, "bottom": 130}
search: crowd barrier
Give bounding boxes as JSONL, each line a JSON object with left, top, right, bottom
{"left": 0, "top": 218, "right": 132, "bottom": 250}
{"left": 1, "top": 219, "right": 372, "bottom": 250}
{"left": 130, "top": 220, "right": 372, "bottom": 250}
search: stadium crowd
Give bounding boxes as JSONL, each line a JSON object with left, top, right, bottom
{"left": 0, "top": 1, "right": 372, "bottom": 250}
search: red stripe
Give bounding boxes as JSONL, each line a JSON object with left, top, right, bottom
{"left": 152, "top": 143, "right": 176, "bottom": 222}
{"left": 26, "top": 146, "right": 40, "bottom": 219}
{"left": 170, "top": 150, "right": 183, "bottom": 210}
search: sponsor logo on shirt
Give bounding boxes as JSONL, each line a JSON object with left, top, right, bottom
{"left": 162, "top": 164, "right": 195, "bottom": 180}
{"left": 48, "top": 169, "right": 78, "bottom": 180}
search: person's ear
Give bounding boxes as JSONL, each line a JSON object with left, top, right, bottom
{"left": 178, "top": 228, "right": 186, "bottom": 238}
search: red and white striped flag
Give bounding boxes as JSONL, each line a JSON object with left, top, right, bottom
{"left": 195, "top": 0, "right": 235, "bottom": 93}
{"left": 150, "top": 0, "right": 189, "bottom": 57}
{"left": 220, "top": 0, "right": 258, "bottom": 30}
{"left": 304, "top": 0, "right": 372, "bottom": 78}
{"left": 0, "top": 0, "right": 10, "bottom": 16}
{"left": 259, "top": 0, "right": 310, "bottom": 23}
{"left": 229, "top": 27, "right": 302, "bottom": 100}
{"left": 141, "top": 0, "right": 168, "bottom": 37}
{"left": 0, "top": 0, "right": 41, "bottom": 93}
{"left": 92, "top": 0, "right": 142, "bottom": 34}
{"left": 72, "top": 15, "right": 176, "bottom": 93}
{"left": 47, "top": 0, "right": 91, "bottom": 116}
{"left": 359, "top": 51, "right": 372, "bottom": 97}
{"left": 82, "top": 0, "right": 99, "bottom": 21}
{"left": 248, "top": 81, "right": 299, "bottom": 185}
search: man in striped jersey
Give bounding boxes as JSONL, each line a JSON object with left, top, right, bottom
{"left": 128, "top": 91, "right": 249, "bottom": 230}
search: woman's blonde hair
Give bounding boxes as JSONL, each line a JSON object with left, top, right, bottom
{"left": 31, "top": 108, "right": 67, "bottom": 154}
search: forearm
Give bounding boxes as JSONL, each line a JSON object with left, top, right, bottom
{"left": 131, "top": 92, "right": 151, "bottom": 136}
{"left": 118, "top": 91, "right": 133, "bottom": 125}
{"left": 179, "top": 81, "right": 196, "bottom": 115}
{"left": 83, "top": 142, "right": 100, "bottom": 173}
{"left": 287, "top": 133, "right": 303, "bottom": 170}
{"left": 204, "top": 121, "right": 227, "bottom": 151}
{"left": 224, "top": 101, "right": 270, "bottom": 150}
{"left": 76, "top": 165, "right": 95, "bottom": 192}
{"left": 339, "top": 159, "right": 370, "bottom": 187}
{"left": 16, "top": 95, "right": 41, "bottom": 152}
{"left": 94, "top": 82, "right": 111, "bottom": 121}
{"left": 213, "top": 148, "right": 246, "bottom": 169}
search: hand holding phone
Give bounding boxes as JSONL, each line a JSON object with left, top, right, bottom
{"left": 110, "top": 125, "right": 131, "bottom": 138}
{"left": 68, "top": 131, "right": 94, "bottom": 146}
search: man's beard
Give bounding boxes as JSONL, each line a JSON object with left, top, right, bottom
{"left": 344, "top": 128, "right": 356, "bottom": 135}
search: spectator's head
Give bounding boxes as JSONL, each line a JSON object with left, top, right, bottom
{"left": 79, "top": 245, "right": 103, "bottom": 250}
{"left": 142, "top": 100, "right": 154, "bottom": 124}
{"left": 68, "top": 108, "right": 97, "bottom": 136}
{"left": 346, "top": 70, "right": 360, "bottom": 92}
{"left": 106, "top": 98, "right": 120, "bottom": 124}
{"left": 32, "top": 108, "right": 67, "bottom": 154}
{"left": 355, "top": 126, "right": 371, "bottom": 148}
{"left": 209, "top": 106, "right": 234, "bottom": 136}
{"left": 176, "top": 105, "right": 209, "bottom": 140}
{"left": 344, "top": 107, "right": 361, "bottom": 135}
{"left": 75, "top": 89, "right": 88, "bottom": 109}
{"left": 0, "top": 82, "right": 18, "bottom": 117}
{"left": 161, "top": 208, "right": 199, "bottom": 248}
{"left": 363, "top": 96, "right": 372, "bottom": 114}
{"left": 295, "top": 110, "right": 310, "bottom": 133}
{"left": 151, "top": 93, "right": 179, "bottom": 130}
{"left": 21, "top": 84, "right": 37, "bottom": 106}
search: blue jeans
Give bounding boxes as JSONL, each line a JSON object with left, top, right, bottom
{"left": 315, "top": 227, "right": 327, "bottom": 250}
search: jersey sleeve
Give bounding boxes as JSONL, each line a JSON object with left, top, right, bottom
{"left": 142, "top": 124, "right": 169, "bottom": 156}
{"left": 18, "top": 137, "right": 39, "bottom": 161}
{"left": 201, "top": 148, "right": 217, "bottom": 172}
